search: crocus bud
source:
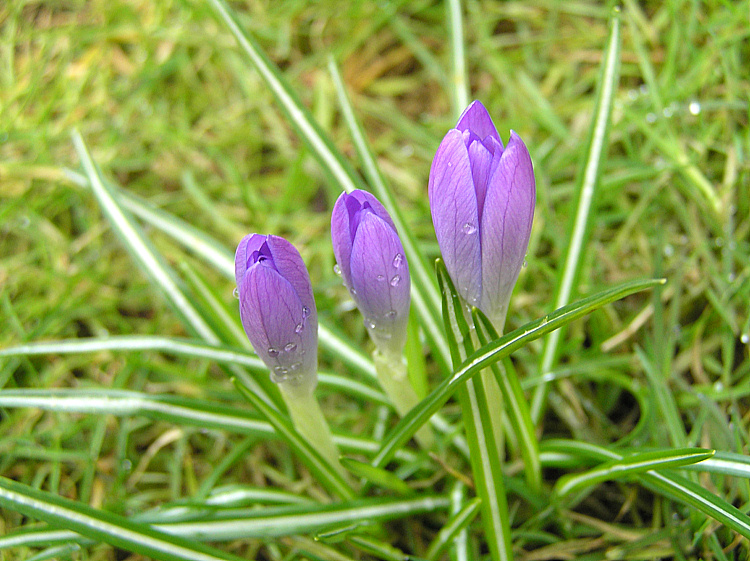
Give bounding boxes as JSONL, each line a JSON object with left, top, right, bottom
{"left": 331, "top": 190, "right": 410, "bottom": 358}
{"left": 235, "top": 234, "right": 318, "bottom": 394}
{"left": 429, "top": 100, "right": 535, "bottom": 329}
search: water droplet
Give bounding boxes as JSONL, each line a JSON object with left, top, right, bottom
{"left": 284, "top": 342, "right": 297, "bottom": 352}
{"left": 447, "top": 162, "right": 452, "bottom": 167}
{"left": 290, "top": 362, "right": 302, "bottom": 371}
{"left": 741, "top": 333, "right": 749, "bottom": 344}
{"left": 302, "top": 306, "right": 311, "bottom": 318}
{"left": 462, "top": 223, "right": 476, "bottom": 235}
{"left": 663, "top": 244, "right": 674, "bottom": 257}
{"left": 333, "top": 264, "right": 341, "bottom": 275}
{"left": 376, "top": 274, "right": 385, "bottom": 282}
{"left": 646, "top": 113, "right": 657, "bottom": 123}
{"left": 295, "top": 323, "right": 304, "bottom": 334}
{"left": 364, "top": 318, "right": 377, "bottom": 329}
{"left": 232, "top": 287, "right": 240, "bottom": 299}
{"left": 727, "top": 272, "right": 736, "bottom": 282}
{"left": 267, "top": 348, "right": 279, "bottom": 357}
{"left": 390, "top": 275, "right": 401, "bottom": 286}
{"left": 713, "top": 381, "right": 724, "bottom": 392}
{"left": 350, "top": 288, "right": 357, "bottom": 296}
{"left": 385, "top": 310, "right": 397, "bottom": 319}
{"left": 392, "top": 253, "right": 403, "bottom": 268}
{"left": 688, "top": 101, "right": 701, "bottom": 115}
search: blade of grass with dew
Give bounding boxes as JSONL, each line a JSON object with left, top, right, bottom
{"left": 339, "top": 458, "right": 413, "bottom": 496}
{"left": 328, "top": 58, "right": 449, "bottom": 371}
{"left": 64, "top": 166, "right": 378, "bottom": 384}
{"left": 554, "top": 448, "right": 715, "bottom": 499}
{"left": 436, "top": 258, "right": 512, "bottom": 561}
{"left": 0, "top": 388, "right": 413, "bottom": 460}
{"left": 372, "top": 278, "right": 663, "bottom": 468}
{"left": 0, "top": 337, "right": 387, "bottom": 404}
{"left": 231, "top": 379, "right": 355, "bottom": 499}
{"left": 0, "top": 477, "right": 247, "bottom": 561}
{"left": 70, "top": 132, "right": 280, "bottom": 409}
{"left": 473, "top": 307, "right": 541, "bottom": 492}
{"left": 425, "top": 497, "right": 481, "bottom": 561}
{"left": 530, "top": 7, "right": 622, "bottom": 423}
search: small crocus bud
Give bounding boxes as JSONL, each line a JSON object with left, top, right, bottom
{"left": 235, "top": 234, "right": 318, "bottom": 394}
{"left": 429, "top": 100, "right": 535, "bottom": 329}
{"left": 331, "top": 190, "right": 410, "bottom": 358}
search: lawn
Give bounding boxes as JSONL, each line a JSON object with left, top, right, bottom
{"left": 1, "top": 1, "right": 749, "bottom": 560}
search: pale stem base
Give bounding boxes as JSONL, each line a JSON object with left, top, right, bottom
{"left": 280, "top": 385, "right": 348, "bottom": 480}
{"left": 373, "top": 350, "right": 435, "bottom": 449}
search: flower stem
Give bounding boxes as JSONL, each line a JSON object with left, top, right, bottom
{"left": 373, "top": 350, "right": 435, "bottom": 449}
{"left": 279, "top": 386, "right": 348, "bottom": 481}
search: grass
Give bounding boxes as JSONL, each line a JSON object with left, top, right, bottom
{"left": 1, "top": 0, "right": 749, "bottom": 560}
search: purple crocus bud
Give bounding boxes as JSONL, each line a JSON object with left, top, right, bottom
{"left": 331, "top": 190, "right": 410, "bottom": 358}
{"left": 235, "top": 234, "right": 318, "bottom": 393}
{"left": 429, "top": 100, "right": 535, "bottom": 329}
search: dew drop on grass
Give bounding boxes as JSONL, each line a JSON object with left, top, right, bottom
{"left": 741, "top": 333, "right": 749, "bottom": 344}
{"left": 689, "top": 101, "right": 701, "bottom": 115}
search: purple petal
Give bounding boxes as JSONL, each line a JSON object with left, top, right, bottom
{"left": 429, "top": 128, "right": 482, "bottom": 305}
{"left": 332, "top": 190, "right": 395, "bottom": 289}
{"left": 480, "top": 131, "right": 535, "bottom": 325}
{"left": 466, "top": 133, "right": 504, "bottom": 220}
{"left": 235, "top": 233, "right": 266, "bottom": 286}
{"left": 349, "top": 212, "right": 410, "bottom": 352}
{"left": 263, "top": 235, "right": 317, "bottom": 324}
{"left": 456, "top": 101, "right": 502, "bottom": 146}
{"left": 239, "top": 263, "right": 317, "bottom": 386}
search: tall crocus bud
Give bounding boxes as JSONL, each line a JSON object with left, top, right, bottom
{"left": 235, "top": 234, "right": 318, "bottom": 395}
{"left": 331, "top": 190, "right": 410, "bottom": 359}
{"left": 429, "top": 100, "right": 535, "bottom": 329}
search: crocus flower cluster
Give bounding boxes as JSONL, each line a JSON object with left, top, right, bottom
{"left": 429, "top": 100, "right": 535, "bottom": 329}
{"left": 235, "top": 100, "right": 534, "bottom": 403}
{"left": 331, "top": 190, "right": 410, "bottom": 359}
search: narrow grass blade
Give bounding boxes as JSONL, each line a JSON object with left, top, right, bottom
{"left": 530, "top": 7, "right": 623, "bottom": 423}
{"left": 328, "top": 58, "right": 450, "bottom": 371}
{"left": 0, "top": 388, "right": 413, "bottom": 460}
{"left": 446, "top": 0, "right": 470, "bottom": 117}
{"left": 339, "top": 457, "right": 412, "bottom": 496}
{"left": 436, "top": 259, "right": 512, "bottom": 561}
{"left": 425, "top": 497, "right": 481, "bottom": 561}
{"left": 473, "top": 308, "right": 542, "bottom": 492}
{"left": 70, "top": 132, "right": 278, "bottom": 407}
{"left": 0, "top": 337, "right": 387, "bottom": 405}
{"left": 373, "top": 278, "right": 663, "bottom": 468}
{"left": 555, "top": 448, "right": 715, "bottom": 498}
{"left": 543, "top": 440, "right": 750, "bottom": 540}
{"left": 231, "top": 379, "right": 355, "bottom": 500}
{"left": 206, "top": 0, "right": 364, "bottom": 195}
{"left": 0, "top": 477, "right": 246, "bottom": 561}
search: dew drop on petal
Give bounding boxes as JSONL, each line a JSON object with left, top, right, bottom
{"left": 385, "top": 310, "right": 397, "bottom": 319}
{"left": 390, "top": 275, "right": 401, "bottom": 286}
{"left": 522, "top": 260, "right": 528, "bottom": 268}
{"left": 267, "top": 348, "right": 279, "bottom": 357}
{"left": 295, "top": 323, "right": 304, "bottom": 334}
{"left": 364, "top": 318, "right": 377, "bottom": 329}
{"left": 350, "top": 288, "right": 357, "bottom": 296}
{"left": 376, "top": 274, "right": 385, "bottom": 282}
{"left": 462, "top": 223, "right": 476, "bottom": 235}
{"left": 232, "top": 287, "right": 240, "bottom": 299}
{"left": 392, "top": 253, "right": 403, "bottom": 268}
{"left": 302, "top": 306, "right": 311, "bottom": 318}
{"left": 290, "top": 362, "right": 302, "bottom": 371}
{"left": 284, "top": 342, "right": 297, "bottom": 352}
